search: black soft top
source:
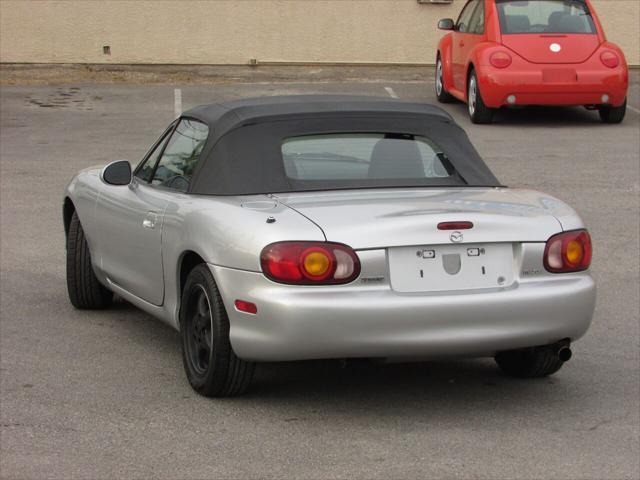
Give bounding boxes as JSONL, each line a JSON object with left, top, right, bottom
{"left": 184, "top": 95, "right": 501, "bottom": 195}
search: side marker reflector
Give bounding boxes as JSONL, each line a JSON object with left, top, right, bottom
{"left": 235, "top": 300, "right": 257, "bottom": 314}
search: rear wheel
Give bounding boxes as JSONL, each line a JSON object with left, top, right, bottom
{"left": 599, "top": 98, "right": 626, "bottom": 124}
{"left": 66, "top": 211, "right": 113, "bottom": 310}
{"left": 495, "top": 346, "right": 564, "bottom": 378}
{"left": 180, "top": 264, "right": 255, "bottom": 397}
{"left": 435, "top": 56, "right": 455, "bottom": 103}
{"left": 467, "top": 70, "right": 494, "bottom": 124}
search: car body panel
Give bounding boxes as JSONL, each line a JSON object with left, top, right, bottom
{"left": 273, "top": 187, "right": 575, "bottom": 249}
{"left": 93, "top": 179, "right": 169, "bottom": 305}
{"left": 500, "top": 34, "right": 600, "bottom": 64}
{"left": 436, "top": 0, "right": 629, "bottom": 107}
{"left": 211, "top": 260, "right": 595, "bottom": 361}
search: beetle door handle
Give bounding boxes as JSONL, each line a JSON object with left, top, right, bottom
{"left": 459, "top": 41, "right": 465, "bottom": 47}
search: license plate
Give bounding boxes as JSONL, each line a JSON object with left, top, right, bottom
{"left": 388, "top": 243, "right": 515, "bottom": 293}
{"left": 542, "top": 69, "right": 576, "bottom": 83}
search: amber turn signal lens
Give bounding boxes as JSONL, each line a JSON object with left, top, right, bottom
{"left": 302, "top": 250, "right": 331, "bottom": 278}
{"left": 565, "top": 240, "right": 584, "bottom": 266}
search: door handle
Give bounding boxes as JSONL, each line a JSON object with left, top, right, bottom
{"left": 143, "top": 212, "right": 159, "bottom": 229}
{"left": 459, "top": 41, "right": 465, "bottom": 47}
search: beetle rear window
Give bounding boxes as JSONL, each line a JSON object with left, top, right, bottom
{"left": 282, "top": 134, "right": 455, "bottom": 181}
{"left": 496, "top": 0, "right": 596, "bottom": 34}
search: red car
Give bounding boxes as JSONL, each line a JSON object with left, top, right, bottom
{"left": 436, "top": 0, "right": 628, "bottom": 124}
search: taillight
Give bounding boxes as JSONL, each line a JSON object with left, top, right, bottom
{"left": 260, "top": 241, "right": 360, "bottom": 285}
{"left": 544, "top": 230, "right": 592, "bottom": 273}
{"left": 490, "top": 51, "right": 512, "bottom": 69}
{"left": 600, "top": 51, "right": 620, "bottom": 68}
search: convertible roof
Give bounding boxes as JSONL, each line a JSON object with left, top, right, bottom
{"left": 183, "top": 95, "right": 454, "bottom": 146}
{"left": 185, "top": 95, "right": 501, "bottom": 195}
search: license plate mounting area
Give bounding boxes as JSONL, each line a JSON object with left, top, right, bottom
{"left": 388, "top": 243, "right": 515, "bottom": 293}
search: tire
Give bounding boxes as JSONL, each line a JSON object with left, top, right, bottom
{"left": 599, "top": 98, "right": 626, "bottom": 124}
{"left": 180, "top": 264, "right": 255, "bottom": 397}
{"left": 467, "top": 69, "right": 494, "bottom": 124}
{"left": 435, "top": 56, "right": 455, "bottom": 103}
{"left": 66, "top": 211, "right": 113, "bottom": 310}
{"left": 495, "top": 346, "right": 564, "bottom": 378}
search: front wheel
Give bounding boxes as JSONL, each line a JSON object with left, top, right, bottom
{"left": 599, "top": 98, "right": 626, "bottom": 124}
{"left": 467, "top": 70, "right": 494, "bottom": 124}
{"left": 180, "top": 264, "right": 255, "bottom": 397}
{"left": 66, "top": 211, "right": 113, "bottom": 310}
{"left": 435, "top": 56, "right": 455, "bottom": 103}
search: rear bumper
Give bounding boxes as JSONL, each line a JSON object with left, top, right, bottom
{"left": 477, "top": 64, "right": 628, "bottom": 108}
{"left": 210, "top": 264, "right": 596, "bottom": 362}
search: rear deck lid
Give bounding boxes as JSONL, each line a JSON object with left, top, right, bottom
{"left": 501, "top": 34, "right": 599, "bottom": 64}
{"left": 274, "top": 188, "right": 568, "bottom": 250}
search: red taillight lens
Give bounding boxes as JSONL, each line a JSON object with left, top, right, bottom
{"left": 490, "top": 51, "right": 512, "bottom": 69}
{"left": 260, "top": 242, "right": 360, "bottom": 285}
{"left": 544, "top": 230, "right": 592, "bottom": 273}
{"left": 600, "top": 51, "right": 620, "bottom": 68}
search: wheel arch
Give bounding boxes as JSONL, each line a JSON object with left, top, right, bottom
{"left": 437, "top": 34, "right": 454, "bottom": 88}
{"left": 465, "top": 61, "right": 477, "bottom": 101}
{"left": 63, "top": 197, "right": 76, "bottom": 239}
{"left": 178, "top": 250, "right": 207, "bottom": 300}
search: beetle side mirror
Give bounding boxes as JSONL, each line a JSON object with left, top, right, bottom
{"left": 438, "top": 18, "right": 455, "bottom": 30}
{"left": 101, "top": 160, "right": 132, "bottom": 186}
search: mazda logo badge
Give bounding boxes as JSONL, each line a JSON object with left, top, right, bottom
{"left": 450, "top": 231, "right": 463, "bottom": 243}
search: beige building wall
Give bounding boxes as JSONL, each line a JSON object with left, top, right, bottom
{"left": 1, "top": 0, "right": 638, "bottom": 66}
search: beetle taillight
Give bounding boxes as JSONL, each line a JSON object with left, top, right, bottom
{"left": 260, "top": 242, "right": 360, "bottom": 285}
{"left": 600, "top": 51, "right": 620, "bottom": 69}
{"left": 544, "top": 230, "right": 592, "bottom": 273}
{"left": 490, "top": 51, "right": 512, "bottom": 69}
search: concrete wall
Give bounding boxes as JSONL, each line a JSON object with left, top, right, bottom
{"left": 1, "top": 0, "right": 638, "bottom": 66}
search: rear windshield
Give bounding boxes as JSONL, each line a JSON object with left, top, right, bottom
{"left": 496, "top": 0, "right": 596, "bottom": 34}
{"left": 282, "top": 134, "right": 456, "bottom": 182}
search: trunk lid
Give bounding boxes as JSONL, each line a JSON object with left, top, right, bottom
{"left": 501, "top": 34, "right": 600, "bottom": 64}
{"left": 274, "top": 188, "right": 567, "bottom": 250}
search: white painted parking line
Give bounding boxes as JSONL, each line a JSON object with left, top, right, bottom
{"left": 174, "top": 88, "right": 182, "bottom": 118}
{"left": 627, "top": 104, "right": 640, "bottom": 114}
{"left": 384, "top": 86, "right": 399, "bottom": 98}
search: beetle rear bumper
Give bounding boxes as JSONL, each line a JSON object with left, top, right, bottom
{"left": 477, "top": 66, "right": 628, "bottom": 108}
{"left": 210, "top": 264, "right": 596, "bottom": 362}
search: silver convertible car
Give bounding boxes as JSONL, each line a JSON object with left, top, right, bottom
{"left": 64, "top": 96, "right": 595, "bottom": 397}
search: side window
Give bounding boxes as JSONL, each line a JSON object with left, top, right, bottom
{"left": 151, "top": 118, "right": 209, "bottom": 192}
{"left": 456, "top": 0, "right": 479, "bottom": 33}
{"left": 135, "top": 125, "right": 174, "bottom": 183}
{"left": 468, "top": 0, "right": 485, "bottom": 34}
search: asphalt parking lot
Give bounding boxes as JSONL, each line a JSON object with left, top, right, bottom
{"left": 1, "top": 67, "right": 639, "bottom": 479}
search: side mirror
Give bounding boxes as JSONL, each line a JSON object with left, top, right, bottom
{"left": 438, "top": 18, "right": 455, "bottom": 30}
{"left": 101, "top": 160, "right": 132, "bottom": 186}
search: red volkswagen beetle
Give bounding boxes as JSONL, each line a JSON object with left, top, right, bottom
{"left": 436, "top": 0, "right": 628, "bottom": 124}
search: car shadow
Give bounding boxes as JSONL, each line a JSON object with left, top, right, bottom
{"left": 452, "top": 104, "right": 608, "bottom": 126}
{"left": 105, "top": 298, "right": 582, "bottom": 413}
